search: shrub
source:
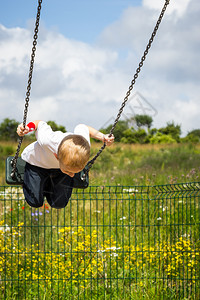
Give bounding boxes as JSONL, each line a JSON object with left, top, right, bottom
{"left": 150, "top": 132, "right": 177, "bottom": 144}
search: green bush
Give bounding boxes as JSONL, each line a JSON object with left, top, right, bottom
{"left": 121, "top": 128, "right": 148, "bottom": 144}
{"left": 181, "top": 134, "right": 200, "bottom": 143}
{"left": 150, "top": 132, "right": 177, "bottom": 144}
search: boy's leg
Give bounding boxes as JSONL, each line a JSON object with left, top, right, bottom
{"left": 23, "top": 163, "right": 48, "bottom": 208}
{"left": 44, "top": 169, "right": 73, "bottom": 209}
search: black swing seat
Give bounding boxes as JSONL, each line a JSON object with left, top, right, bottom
{"left": 6, "top": 156, "right": 26, "bottom": 185}
{"left": 5, "top": 156, "right": 89, "bottom": 189}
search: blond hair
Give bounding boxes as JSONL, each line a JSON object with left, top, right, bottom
{"left": 57, "top": 135, "right": 90, "bottom": 170}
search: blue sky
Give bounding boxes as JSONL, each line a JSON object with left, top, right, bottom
{"left": 0, "top": 0, "right": 142, "bottom": 42}
{"left": 0, "top": 0, "right": 199, "bottom": 135}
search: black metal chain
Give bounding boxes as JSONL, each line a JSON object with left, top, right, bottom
{"left": 10, "top": 0, "right": 170, "bottom": 180}
{"left": 86, "top": 0, "right": 170, "bottom": 174}
{"left": 11, "top": 0, "right": 43, "bottom": 178}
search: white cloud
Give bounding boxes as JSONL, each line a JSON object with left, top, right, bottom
{"left": 0, "top": 25, "right": 126, "bottom": 130}
{"left": 142, "top": 0, "right": 192, "bottom": 18}
{"left": 98, "top": 0, "right": 200, "bottom": 134}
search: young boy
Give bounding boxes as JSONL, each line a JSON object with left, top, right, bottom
{"left": 17, "top": 120, "right": 114, "bottom": 209}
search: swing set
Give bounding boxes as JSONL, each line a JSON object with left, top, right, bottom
{"left": 5, "top": 0, "right": 170, "bottom": 188}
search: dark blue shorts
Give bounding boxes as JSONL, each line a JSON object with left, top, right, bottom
{"left": 23, "top": 163, "right": 73, "bottom": 209}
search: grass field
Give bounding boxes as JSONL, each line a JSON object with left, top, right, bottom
{"left": 0, "top": 141, "right": 199, "bottom": 299}
{"left": 1, "top": 140, "right": 200, "bottom": 186}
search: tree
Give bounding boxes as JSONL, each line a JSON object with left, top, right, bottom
{"left": 47, "top": 121, "right": 66, "bottom": 133}
{"left": 158, "top": 121, "right": 181, "bottom": 142}
{"left": 0, "top": 118, "right": 20, "bottom": 141}
{"left": 134, "top": 114, "right": 153, "bottom": 130}
{"left": 181, "top": 129, "right": 200, "bottom": 143}
{"left": 187, "top": 129, "right": 200, "bottom": 138}
{"left": 149, "top": 128, "right": 157, "bottom": 136}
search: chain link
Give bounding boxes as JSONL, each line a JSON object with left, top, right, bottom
{"left": 86, "top": 0, "right": 170, "bottom": 173}
{"left": 11, "top": 0, "right": 43, "bottom": 178}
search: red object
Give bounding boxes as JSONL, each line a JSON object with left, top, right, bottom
{"left": 27, "top": 122, "right": 36, "bottom": 132}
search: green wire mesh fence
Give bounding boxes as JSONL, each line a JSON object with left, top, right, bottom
{"left": 0, "top": 183, "right": 199, "bottom": 299}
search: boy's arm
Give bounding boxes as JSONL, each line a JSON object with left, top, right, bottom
{"left": 87, "top": 125, "right": 114, "bottom": 146}
{"left": 17, "top": 120, "right": 41, "bottom": 136}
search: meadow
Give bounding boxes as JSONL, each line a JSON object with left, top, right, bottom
{"left": 1, "top": 140, "right": 200, "bottom": 186}
{"left": 0, "top": 141, "right": 200, "bottom": 299}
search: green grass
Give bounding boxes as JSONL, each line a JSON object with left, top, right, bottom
{"left": 0, "top": 184, "right": 199, "bottom": 299}
{"left": 0, "top": 141, "right": 200, "bottom": 299}
{"left": 89, "top": 143, "right": 200, "bottom": 186}
{"left": 1, "top": 140, "right": 200, "bottom": 186}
